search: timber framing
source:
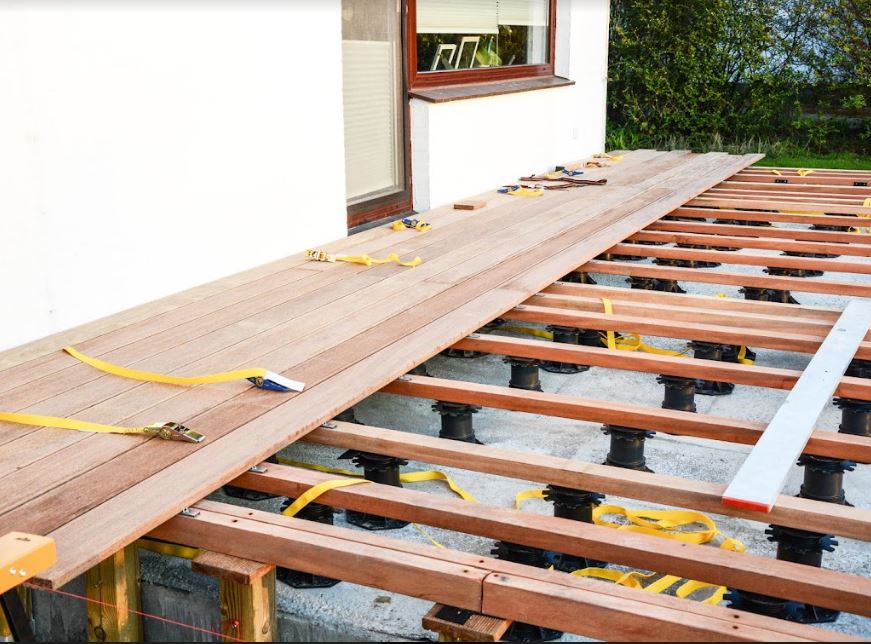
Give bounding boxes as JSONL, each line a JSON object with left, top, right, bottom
{"left": 2, "top": 154, "right": 870, "bottom": 641}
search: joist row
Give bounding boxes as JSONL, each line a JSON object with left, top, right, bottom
{"left": 132, "top": 163, "right": 870, "bottom": 642}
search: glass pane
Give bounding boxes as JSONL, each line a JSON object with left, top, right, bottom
{"left": 342, "top": 0, "right": 405, "bottom": 204}
{"left": 417, "top": 0, "right": 548, "bottom": 72}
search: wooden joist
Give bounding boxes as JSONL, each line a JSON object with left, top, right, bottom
{"left": 582, "top": 260, "right": 871, "bottom": 298}
{"left": 543, "top": 282, "right": 839, "bottom": 321}
{"left": 148, "top": 501, "right": 855, "bottom": 642}
{"left": 669, "top": 206, "right": 869, "bottom": 227}
{"left": 230, "top": 462, "right": 871, "bottom": 614}
{"left": 630, "top": 223, "right": 871, "bottom": 250}
{"left": 301, "top": 421, "right": 871, "bottom": 541}
{"left": 524, "top": 293, "right": 840, "bottom": 337}
{"left": 451, "top": 334, "right": 871, "bottom": 401}
{"left": 502, "top": 303, "right": 871, "bottom": 359}
{"left": 381, "top": 375, "right": 871, "bottom": 463}
{"left": 685, "top": 196, "right": 871, "bottom": 216}
{"left": 607, "top": 243, "right": 871, "bottom": 275}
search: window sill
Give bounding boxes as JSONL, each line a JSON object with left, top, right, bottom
{"left": 409, "top": 75, "right": 574, "bottom": 104}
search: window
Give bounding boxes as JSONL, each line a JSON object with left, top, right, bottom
{"left": 409, "top": 0, "right": 555, "bottom": 88}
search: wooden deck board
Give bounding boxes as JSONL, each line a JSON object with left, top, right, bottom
{"left": 0, "top": 151, "right": 767, "bottom": 588}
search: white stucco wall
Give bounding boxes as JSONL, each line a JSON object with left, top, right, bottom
{"left": 0, "top": 1, "right": 347, "bottom": 351}
{"left": 411, "top": 0, "right": 610, "bottom": 211}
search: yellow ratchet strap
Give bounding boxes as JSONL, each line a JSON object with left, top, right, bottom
{"left": 516, "top": 492, "right": 743, "bottom": 605}
{"left": 797, "top": 168, "right": 814, "bottom": 177}
{"left": 593, "top": 504, "right": 745, "bottom": 552}
{"left": 570, "top": 568, "right": 725, "bottom": 605}
{"left": 735, "top": 345, "right": 754, "bottom": 366}
{"left": 594, "top": 153, "right": 624, "bottom": 162}
{"left": 277, "top": 457, "right": 359, "bottom": 477}
{"left": 0, "top": 412, "right": 204, "bottom": 443}
{"left": 276, "top": 460, "right": 469, "bottom": 549}
{"left": 600, "top": 298, "right": 686, "bottom": 357}
{"left": 391, "top": 218, "right": 432, "bottom": 232}
{"left": 63, "top": 346, "right": 305, "bottom": 393}
{"left": 850, "top": 199, "right": 871, "bottom": 233}
{"left": 400, "top": 470, "right": 477, "bottom": 503}
{"left": 497, "top": 325, "right": 555, "bottom": 340}
{"left": 136, "top": 539, "right": 201, "bottom": 560}
{"left": 515, "top": 488, "right": 547, "bottom": 510}
{"left": 770, "top": 169, "right": 782, "bottom": 176}
{"left": 277, "top": 458, "right": 475, "bottom": 502}
{"left": 281, "top": 478, "right": 372, "bottom": 517}
{"left": 305, "top": 248, "right": 422, "bottom": 268}
{"left": 502, "top": 185, "right": 545, "bottom": 198}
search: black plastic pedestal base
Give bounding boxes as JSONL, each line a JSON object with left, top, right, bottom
{"left": 657, "top": 375, "right": 696, "bottom": 412}
{"left": 541, "top": 326, "right": 590, "bottom": 374}
{"left": 602, "top": 425, "right": 654, "bottom": 472}
{"left": 277, "top": 501, "right": 341, "bottom": 588}
{"left": 491, "top": 541, "right": 564, "bottom": 641}
{"left": 433, "top": 401, "right": 482, "bottom": 444}
{"left": 726, "top": 590, "right": 840, "bottom": 625}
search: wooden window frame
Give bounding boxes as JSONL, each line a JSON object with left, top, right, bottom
{"left": 408, "top": 0, "right": 557, "bottom": 89}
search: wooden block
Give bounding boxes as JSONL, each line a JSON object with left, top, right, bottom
{"left": 453, "top": 200, "right": 486, "bottom": 210}
{"left": 423, "top": 603, "right": 511, "bottom": 642}
{"left": 192, "top": 550, "right": 273, "bottom": 585}
{"left": 84, "top": 544, "right": 142, "bottom": 642}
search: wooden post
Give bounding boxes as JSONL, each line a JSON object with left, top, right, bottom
{"left": 192, "top": 551, "right": 276, "bottom": 642}
{"left": 85, "top": 544, "right": 142, "bottom": 642}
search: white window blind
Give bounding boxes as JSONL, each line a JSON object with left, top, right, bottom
{"left": 416, "top": 0, "right": 499, "bottom": 34}
{"left": 342, "top": 40, "right": 400, "bottom": 201}
{"left": 497, "top": 0, "right": 548, "bottom": 26}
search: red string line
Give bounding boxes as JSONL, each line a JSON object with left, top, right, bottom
{"left": 25, "top": 583, "right": 247, "bottom": 642}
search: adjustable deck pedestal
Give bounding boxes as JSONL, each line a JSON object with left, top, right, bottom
{"left": 276, "top": 501, "right": 341, "bottom": 588}
{"left": 542, "top": 485, "right": 606, "bottom": 572}
{"left": 339, "top": 451, "right": 410, "bottom": 530}
{"left": 602, "top": 425, "right": 654, "bottom": 472}
{"left": 432, "top": 401, "right": 482, "bottom": 444}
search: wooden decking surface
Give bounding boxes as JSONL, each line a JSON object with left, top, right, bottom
{"left": 0, "top": 150, "right": 762, "bottom": 588}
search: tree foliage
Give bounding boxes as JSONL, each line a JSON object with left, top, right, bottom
{"left": 608, "top": 0, "right": 871, "bottom": 151}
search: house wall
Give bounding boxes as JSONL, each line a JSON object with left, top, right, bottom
{"left": 0, "top": 0, "right": 610, "bottom": 352}
{"left": 0, "top": 1, "right": 347, "bottom": 351}
{"left": 410, "top": 0, "right": 610, "bottom": 211}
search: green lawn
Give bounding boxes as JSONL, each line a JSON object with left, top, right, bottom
{"left": 753, "top": 151, "right": 871, "bottom": 171}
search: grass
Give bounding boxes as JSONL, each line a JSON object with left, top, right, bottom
{"left": 752, "top": 151, "right": 871, "bottom": 171}
{"left": 606, "top": 127, "right": 871, "bottom": 171}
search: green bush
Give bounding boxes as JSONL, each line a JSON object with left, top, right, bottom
{"left": 607, "top": 0, "right": 871, "bottom": 154}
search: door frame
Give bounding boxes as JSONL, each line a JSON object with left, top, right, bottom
{"left": 346, "top": 0, "right": 414, "bottom": 230}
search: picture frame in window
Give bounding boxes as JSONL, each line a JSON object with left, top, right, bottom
{"left": 430, "top": 43, "right": 457, "bottom": 71}
{"left": 455, "top": 36, "right": 480, "bottom": 69}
